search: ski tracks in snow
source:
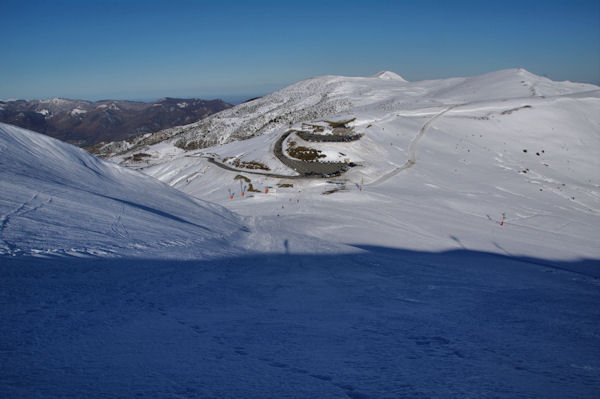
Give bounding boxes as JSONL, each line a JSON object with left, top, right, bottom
{"left": 369, "top": 105, "right": 457, "bottom": 186}
{"left": 109, "top": 204, "right": 129, "bottom": 239}
{"left": 0, "top": 192, "right": 51, "bottom": 253}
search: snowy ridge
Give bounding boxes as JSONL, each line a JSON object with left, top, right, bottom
{"left": 427, "top": 68, "right": 598, "bottom": 103}
{"left": 102, "top": 68, "right": 598, "bottom": 162}
{"left": 0, "top": 122, "right": 247, "bottom": 258}
{"left": 104, "top": 75, "right": 357, "bottom": 154}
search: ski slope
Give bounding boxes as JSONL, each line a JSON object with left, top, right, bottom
{"left": 1, "top": 69, "right": 600, "bottom": 398}
{"left": 0, "top": 122, "right": 247, "bottom": 259}
{"left": 113, "top": 69, "right": 600, "bottom": 261}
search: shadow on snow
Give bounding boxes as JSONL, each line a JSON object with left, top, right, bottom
{"left": 1, "top": 246, "right": 599, "bottom": 398}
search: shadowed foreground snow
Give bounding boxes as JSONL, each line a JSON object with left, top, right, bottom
{"left": 2, "top": 248, "right": 599, "bottom": 399}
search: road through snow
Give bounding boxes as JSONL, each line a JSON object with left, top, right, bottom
{"left": 368, "top": 105, "right": 457, "bottom": 186}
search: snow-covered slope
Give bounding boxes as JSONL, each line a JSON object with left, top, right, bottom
{"left": 2, "top": 70, "right": 600, "bottom": 399}
{"left": 105, "top": 69, "right": 600, "bottom": 260}
{"left": 96, "top": 68, "right": 597, "bottom": 160}
{"left": 0, "top": 122, "right": 246, "bottom": 258}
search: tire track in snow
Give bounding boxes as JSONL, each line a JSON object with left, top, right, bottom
{"left": 369, "top": 105, "right": 457, "bottom": 186}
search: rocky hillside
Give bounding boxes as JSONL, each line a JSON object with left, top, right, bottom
{"left": 0, "top": 97, "right": 231, "bottom": 146}
{"left": 88, "top": 74, "right": 363, "bottom": 159}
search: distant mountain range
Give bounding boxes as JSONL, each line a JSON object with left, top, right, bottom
{"left": 0, "top": 97, "right": 231, "bottom": 146}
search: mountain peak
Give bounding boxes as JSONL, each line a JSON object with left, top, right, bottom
{"left": 371, "top": 71, "right": 407, "bottom": 81}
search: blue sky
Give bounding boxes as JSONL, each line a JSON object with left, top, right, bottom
{"left": 1, "top": 0, "right": 599, "bottom": 102}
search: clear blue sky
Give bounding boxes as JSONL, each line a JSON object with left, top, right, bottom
{"left": 1, "top": 0, "right": 599, "bottom": 102}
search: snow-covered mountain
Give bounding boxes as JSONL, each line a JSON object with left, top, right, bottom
{"left": 93, "top": 68, "right": 596, "bottom": 159}
{"left": 0, "top": 122, "right": 246, "bottom": 258}
{"left": 0, "top": 97, "right": 231, "bottom": 146}
{"left": 101, "top": 68, "right": 600, "bottom": 260}
{"left": 2, "top": 69, "right": 600, "bottom": 398}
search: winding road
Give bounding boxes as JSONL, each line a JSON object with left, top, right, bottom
{"left": 203, "top": 129, "right": 352, "bottom": 179}
{"left": 205, "top": 157, "right": 305, "bottom": 179}
{"left": 198, "top": 106, "right": 457, "bottom": 184}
